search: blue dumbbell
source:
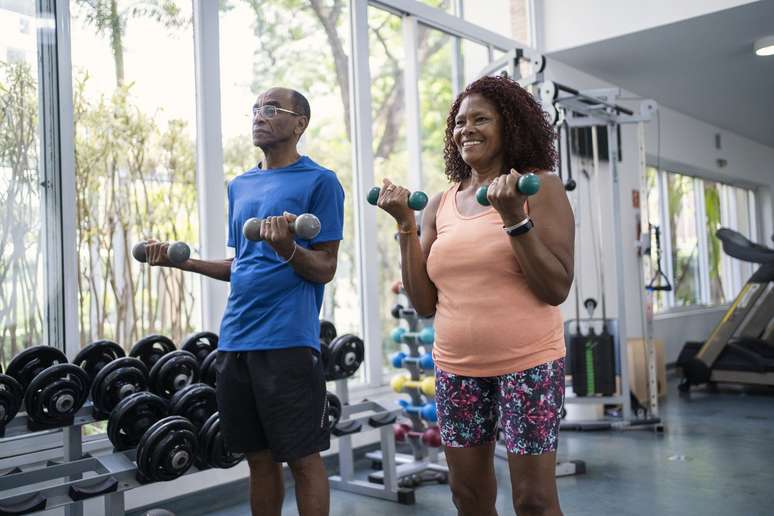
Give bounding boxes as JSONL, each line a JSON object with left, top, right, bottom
{"left": 398, "top": 399, "right": 438, "bottom": 423}
{"left": 391, "top": 352, "right": 434, "bottom": 370}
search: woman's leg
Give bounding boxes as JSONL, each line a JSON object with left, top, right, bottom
{"left": 435, "top": 368, "right": 499, "bottom": 516}
{"left": 497, "top": 358, "right": 565, "bottom": 516}
{"left": 445, "top": 443, "right": 498, "bottom": 516}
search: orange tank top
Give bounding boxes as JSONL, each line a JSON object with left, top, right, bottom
{"left": 426, "top": 182, "right": 565, "bottom": 377}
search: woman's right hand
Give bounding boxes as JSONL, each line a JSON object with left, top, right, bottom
{"left": 377, "top": 179, "right": 417, "bottom": 231}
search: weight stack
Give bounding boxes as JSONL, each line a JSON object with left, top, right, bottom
{"left": 570, "top": 333, "right": 616, "bottom": 396}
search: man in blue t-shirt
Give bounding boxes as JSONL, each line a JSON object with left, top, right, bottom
{"left": 146, "top": 87, "right": 344, "bottom": 516}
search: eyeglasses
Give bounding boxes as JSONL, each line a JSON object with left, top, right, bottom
{"left": 251, "top": 104, "right": 302, "bottom": 119}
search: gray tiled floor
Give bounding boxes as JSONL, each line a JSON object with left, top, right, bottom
{"left": 172, "top": 379, "right": 774, "bottom": 516}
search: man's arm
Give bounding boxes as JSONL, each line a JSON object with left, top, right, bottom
{"left": 145, "top": 241, "right": 233, "bottom": 282}
{"left": 277, "top": 240, "right": 339, "bottom": 284}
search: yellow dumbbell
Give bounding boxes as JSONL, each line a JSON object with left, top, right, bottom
{"left": 390, "top": 374, "right": 435, "bottom": 397}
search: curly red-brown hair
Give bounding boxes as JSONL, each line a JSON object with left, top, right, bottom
{"left": 443, "top": 75, "right": 557, "bottom": 183}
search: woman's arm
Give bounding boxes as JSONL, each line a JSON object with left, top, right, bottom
{"left": 489, "top": 171, "right": 575, "bottom": 306}
{"left": 377, "top": 180, "right": 439, "bottom": 317}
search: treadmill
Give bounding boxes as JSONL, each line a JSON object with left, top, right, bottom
{"left": 678, "top": 228, "right": 774, "bottom": 391}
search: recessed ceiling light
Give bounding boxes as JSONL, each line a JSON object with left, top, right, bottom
{"left": 754, "top": 35, "right": 774, "bottom": 56}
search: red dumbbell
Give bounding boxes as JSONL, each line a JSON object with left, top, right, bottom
{"left": 394, "top": 423, "right": 411, "bottom": 442}
{"left": 393, "top": 423, "right": 442, "bottom": 448}
{"left": 421, "top": 426, "right": 441, "bottom": 448}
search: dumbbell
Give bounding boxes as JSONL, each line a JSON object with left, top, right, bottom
{"left": 398, "top": 399, "right": 437, "bottom": 423}
{"left": 476, "top": 173, "right": 541, "bottom": 206}
{"left": 391, "top": 280, "right": 403, "bottom": 295}
{"left": 367, "top": 187, "right": 429, "bottom": 211}
{"left": 391, "top": 326, "right": 435, "bottom": 344}
{"left": 391, "top": 374, "right": 435, "bottom": 397}
{"left": 393, "top": 423, "right": 441, "bottom": 448}
{"left": 391, "top": 303, "right": 403, "bottom": 319}
{"left": 391, "top": 352, "right": 434, "bottom": 371}
{"left": 132, "top": 241, "right": 191, "bottom": 265}
{"left": 242, "top": 213, "right": 321, "bottom": 241}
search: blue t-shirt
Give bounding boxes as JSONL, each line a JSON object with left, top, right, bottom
{"left": 219, "top": 156, "right": 345, "bottom": 352}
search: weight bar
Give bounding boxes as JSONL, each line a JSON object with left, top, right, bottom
{"left": 242, "top": 213, "right": 321, "bottom": 241}
{"left": 398, "top": 399, "right": 437, "bottom": 423}
{"left": 367, "top": 187, "right": 428, "bottom": 211}
{"left": 390, "top": 374, "right": 435, "bottom": 397}
{"left": 475, "top": 173, "right": 541, "bottom": 206}
{"left": 391, "top": 352, "right": 434, "bottom": 371}
{"left": 132, "top": 240, "right": 191, "bottom": 265}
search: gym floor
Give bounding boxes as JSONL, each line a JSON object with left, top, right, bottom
{"left": 165, "top": 375, "right": 774, "bottom": 516}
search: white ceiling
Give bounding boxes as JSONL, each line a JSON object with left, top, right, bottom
{"left": 547, "top": 1, "right": 774, "bottom": 148}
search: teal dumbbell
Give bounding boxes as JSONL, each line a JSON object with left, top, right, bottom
{"left": 367, "top": 187, "right": 429, "bottom": 211}
{"left": 476, "top": 173, "right": 541, "bottom": 206}
{"left": 391, "top": 327, "right": 407, "bottom": 343}
{"left": 419, "top": 327, "right": 435, "bottom": 344}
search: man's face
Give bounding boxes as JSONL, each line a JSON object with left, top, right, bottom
{"left": 251, "top": 88, "right": 306, "bottom": 149}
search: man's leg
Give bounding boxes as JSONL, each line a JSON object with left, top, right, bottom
{"left": 288, "top": 452, "right": 329, "bottom": 516}
{"left": 247, "top": 450, "right": 285, "bottom": 516}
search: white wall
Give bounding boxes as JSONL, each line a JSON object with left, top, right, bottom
{"left": 537, "top": 0, "right": 757, "bottom": 52}
{"left": 547, "top": 58, "right": 774, "bottom": 363}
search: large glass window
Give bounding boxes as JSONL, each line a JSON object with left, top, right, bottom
{"left": 219, "top": 0, "right": 360, "bottom": 375}
{"left": 70, "top": 1, "right": 200, "bottom": 349}
{"left": 0, "top": 1, "right": 46, "bottom": 365}
{"left": 644, "top": 167, "right": 758, "bottom": 312}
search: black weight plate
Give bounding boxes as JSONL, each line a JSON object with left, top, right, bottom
{"left": 328, "top": 334, "right": 364, "bottom": 379}
{"left": 326, "top": 391, "right": 341, "bottom": 430}
{"left": 24, "top": 364, "right": 89, "bottom": 427}
{"left": 6, "top": 346, "right": 68, "bottom": 391}
{"left": 169, "top": 383, "right": 216, "bottom": 431}
{"left": 72, "top": 340, "right": 125, "bottom": 385}
{"left": 180, "top": 332, "right": 219, "bottom": 364}
{"left": 148, "top": 351, "right": 200, "bottom": 399}
{"left": 130, "top": 335, "right": 176, "bottom": 369}
{"left": 91, "top": 357, "right": 148, "bottom": 418}
{"left": 0, "top": 374, "right": 23, "bottom": 427}
{"left": 319, "top": 341, "right": 331, "bottom": 379}
{"left": 319, "top": 320, "right": 337, "bottom": 346}
{"left": 137, "top": 416, "right": 197, "bottom": 483}
{"left": 107, "top": 391, "right": 168, "bottom": 451}
{"left": 198, "top": 412, "right": 243, "bottom": 469}
{"left": 200, "top": 352, "right": 217, "bottom": 388}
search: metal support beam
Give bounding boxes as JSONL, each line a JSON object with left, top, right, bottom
{"left": 403, "top": 16, "right": 423, "bottom": 194}
{"left": 193, "top": 0, "right": 229, "bottom": 332}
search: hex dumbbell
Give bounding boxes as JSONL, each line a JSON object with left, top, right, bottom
{"left": 391, "top": 374, "right": 435, "bottom": 397}
{"left": 242, "top": 213, "right": 321, "bottom": 241}
{"left": 391, "top": 352, "right": 434, "bottom": 371}
{"left": 390, "top": 326, "right": 434, "bottom": 345}
{"left": 398, "top": 399, "right": 437, "bottom": 423}
{"left": 367, "top": 187, "right": 429, "bottom": 211}
{"left": 394, "top": 423, "right": 442, "bottom": 448}
{"left": 132, "top": 241, "right": 191, "bottom": 265}
{"left": 476, "top": 172, "right": 541, "bottom": 206}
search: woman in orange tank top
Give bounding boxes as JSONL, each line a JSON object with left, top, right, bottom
{"left": 376, "top": 76, "right": 575, "bottom": 516}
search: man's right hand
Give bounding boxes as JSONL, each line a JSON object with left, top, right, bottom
{"left": 144, "top": 240, "right": 177, "bottom": 268}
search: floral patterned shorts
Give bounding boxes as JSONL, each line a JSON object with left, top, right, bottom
{"left": 435, "top": 358, "right": 565, "bottom": 455}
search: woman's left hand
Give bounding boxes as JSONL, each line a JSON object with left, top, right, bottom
{"left": 487, "top": 169, "right": 529, "bottom": 225}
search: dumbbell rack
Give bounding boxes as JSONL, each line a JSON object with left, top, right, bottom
{"left": 367, "top": 305, "right": 448, "bottom": 487}
{"left": 0, "top": 403, "right": 147, "bottom": 515}
{"left": 327, "top": 378, "right": 415, "bottom": 504}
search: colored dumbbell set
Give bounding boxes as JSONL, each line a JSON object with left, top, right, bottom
{"left": 391, "top": 351, "right": 434, "bottom": 371}
{"left": 398, "top": 399, "right": 437, "bottom": 423}
{"left": 391, "top": 374, "right": 436, "bottom": 397}
{"left": 391, "top": 326, "right": 435, "bottom": 344}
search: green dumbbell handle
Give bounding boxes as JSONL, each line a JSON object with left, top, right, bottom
{"left": 367, "top": 187, "right": 429, "bottom": 211}
{"left": 476, "top": 173, "right": 541, "bottom": 206}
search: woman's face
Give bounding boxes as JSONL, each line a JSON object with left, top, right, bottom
{"left": 452, "top": 93, "right": 503, "bottom": 169}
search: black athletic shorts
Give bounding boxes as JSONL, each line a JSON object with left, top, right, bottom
{"left": 214, "top": 346, "right": 330, "bottom": 463}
